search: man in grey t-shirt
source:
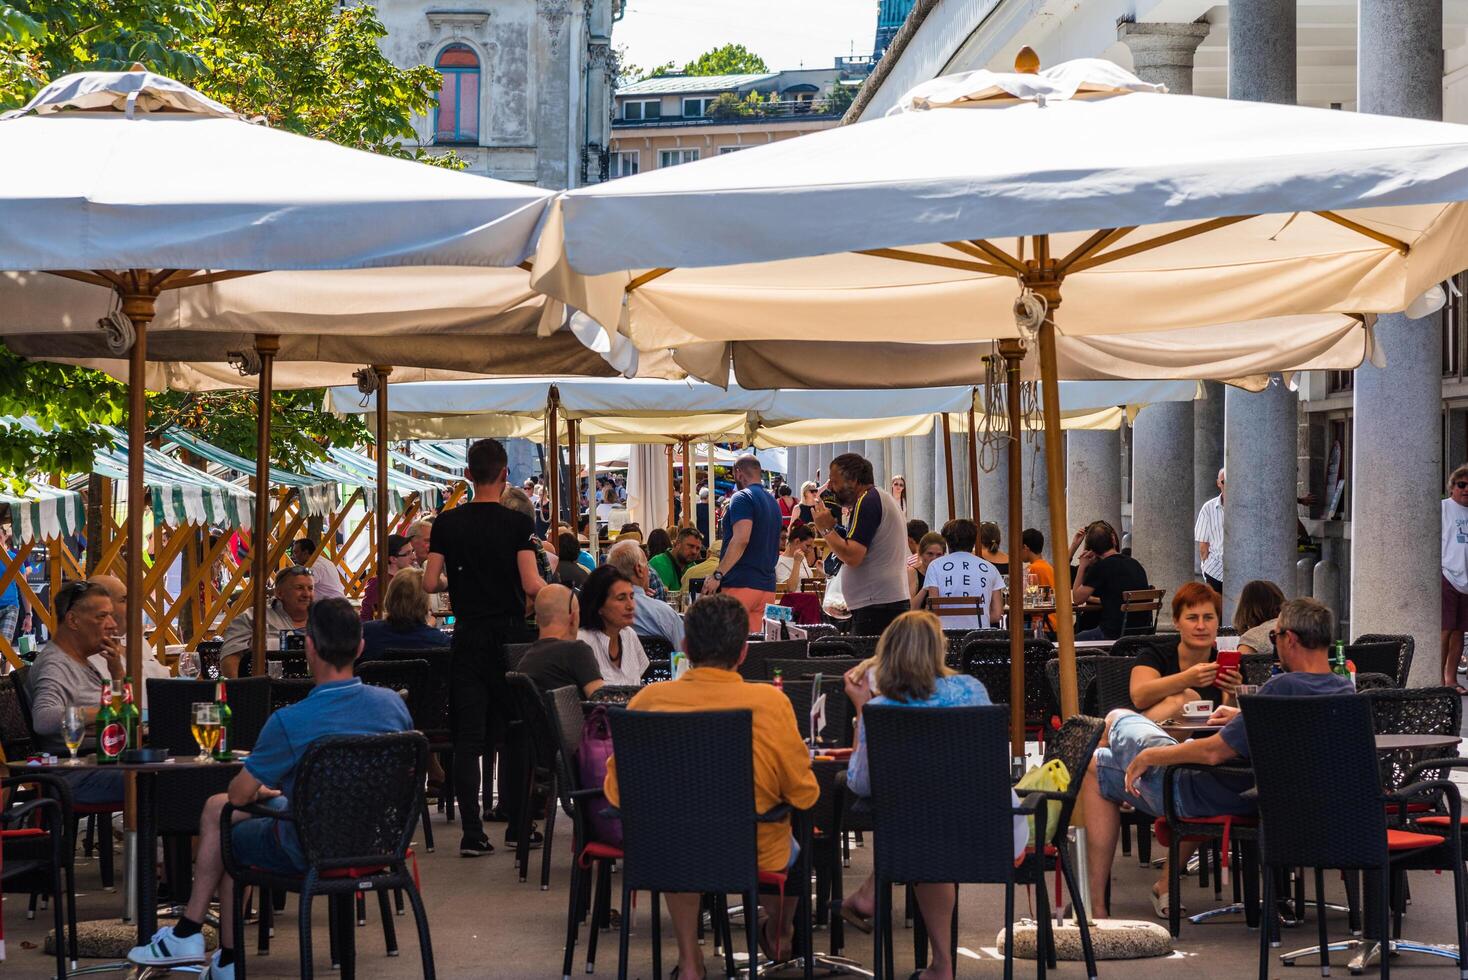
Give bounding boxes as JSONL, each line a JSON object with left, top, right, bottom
{"left": 813, "top": 453, "right": 910, "bottom": 636}
{"left": 26, "top": 579, "right": 125, "bottom": 803}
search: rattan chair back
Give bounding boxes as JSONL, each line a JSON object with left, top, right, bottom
{"left": 1106, "top": 634, "right": 1172, "bottom": 661}
{"left": 959, "top": 639, "right": 1056, "bottom": 724}
{"left": 1092, "top": 656, "right": 1139, "bottom": 713}
{"left": 269, "top": 678, "right": 314, "bottom": 712}
{"left": 1352, "top": 633, "right": 1414, "bottom": 687}
{"left": 606, "top": 707, "right": 760, "bottom": 894}
{"left": 1239, "top": 652, "right": 1276, "bottom": 687}
{"left": 1038, "top": 715, "right": 1106, "bottom": 846}
{"left": 357, "top": 660, "right": 429, "bottom": 730}
{"left": 763, "top": 657, "right": 860, "bottom": 682}
{"left": 291, "top": 732, "right": 428, "bottom": 871}
{"left": 1344, "top": 642, "right": 1403, "bottom": 686}
{"left": 1240, "top": 694, "right": 1388, "bottom": 870}
{"left": 636, "top": 634, "right": 675, "bottom": 661}
{"left": 1363, "top": 686, "right": 1463, "bottom": 789}
{"left": 737, "top": 639, "right": 809, "bottom": 681}
{"left": 0, "top": 673, "right": 33, "bottom": 760}
{"left": 813, "top": 634, "right": 881, "bottom": 659}
{"left": 1044, "top": 656, "right": 1104, "bottom": 717}
{"left": 863, "top": 704, "right": 1016, "bottom": 883}
{"left": 780, "top": 675, "right": 854, "bottom": 747}
{"left": 146, "top": 677, "right": 271, "bottom": 753}
{"left": 384, "top": 646, "right": 451, "bottom": 741}
{"left": 641, "top": 659, "right": 671, "bottom": 683}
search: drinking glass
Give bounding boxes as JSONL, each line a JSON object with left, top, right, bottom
{"left": 177, "top": 651, "right": 201, "bottom": 679}
{"left": 266, "top": 660, "right": 285, "bottom": 680}
{"left": 191, "top": 703, "right": 221, "bottom": 763}
{"left": 62, "top": 706, "right": 86, "bottom": 765}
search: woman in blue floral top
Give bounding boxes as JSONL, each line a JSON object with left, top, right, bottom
{"left": 840, "top": 611, "right": 1028, "bottom": 980}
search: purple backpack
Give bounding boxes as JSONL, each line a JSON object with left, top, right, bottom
{"left": 577, "top": 704, "right": 623, "bottom": 847}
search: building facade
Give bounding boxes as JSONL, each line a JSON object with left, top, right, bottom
{"left": 842, "top": 0, "right": 1468, "bottom": 669}
{"left": 607, "top": 60, "right": 870, "bottom": 178}
{"left": 375, "top": 0, "right": 621, "bottom": 187}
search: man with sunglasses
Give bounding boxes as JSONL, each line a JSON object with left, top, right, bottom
{"left": 24, "top": 580, "right": 124, "bottom": 803}
{"left": 1078, "top": 598, "right": 1351, "bottom": 919}
{"left": 359, "top": 533, "right": 415, "bottom": 622}
{"left": 218, "top": 566, "right": 313, "bottom": 678}
{"left": 1443, "top": 465, "right": 1468, "bottom": 691}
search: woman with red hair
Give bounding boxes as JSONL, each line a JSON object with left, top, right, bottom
{"left": 1128, "top": 581, "right": 1241, "bottom": 722}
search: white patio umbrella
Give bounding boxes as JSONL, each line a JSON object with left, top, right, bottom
{"left": 531, "top": 51, "right": 1468, "bottom": 740}
{"left": 0, "top": 67, "right": 590, "bottom": 684}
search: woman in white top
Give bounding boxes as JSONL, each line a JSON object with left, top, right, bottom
{"left": 776, "top": 524, "right": 822, "bottom": 591}
{"left": 577, "top": 565, "right": 649, "bottom": 686}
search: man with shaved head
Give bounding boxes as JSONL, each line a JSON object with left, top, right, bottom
{"left": 87, "top": 573, "right": 171, "bottom": 708}
{"left": 516, "top": 584, "right": 603, "bottom": 699}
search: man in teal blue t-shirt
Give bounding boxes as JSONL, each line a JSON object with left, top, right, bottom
{"left": 702, "top": 455, "right": 782, "bottom": 631}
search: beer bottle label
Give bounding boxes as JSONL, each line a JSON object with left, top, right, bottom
{"left": 99, "top": 722, "right": 127, "bottom": 759}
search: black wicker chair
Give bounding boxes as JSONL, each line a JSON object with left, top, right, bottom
{"left": 1352, "top": 633, "right": 1414, "bottom": 688}
{"left": 738, "top": 639, "right": 809, "bottom": 681}
{"left": 812, "top": 635, "right": 881, "bottom": 659}
{"left": 959, "top": 639, "right": 1056, "bottom": 743}
{"left": 1106, "top": 634, "right": 1172, "bottom": 661}
{"left": 1043, "top": 656, "right": 1104, "bottom": 717}
{"left": 383, "top": 647, "right": 453, "bottom": 821}
{"left": 0, "top": 673, "right": 33, "bottom": 761}
{"left": 605, "top": 707, "right": 813, "bottom": 980}
{"left": 269, "top": 677, "right": 315, "bottom": 712}
{"left": 1363, "top": 686, "right": 1462, "bottom": 793}
{"left": 504, "top": 642, "right": 531, "bottom": 669}
{"left": 780, "top": 675, "right": 855, "bottom": 748}
{"left": 1343, "top": 642, "right": 1402, "bottom": 687}
{"left": 357, "top": 661, "right": 435, "bottom": 855}
{"left": 1238, "top": 653, "right": 1276, "bottom": 688}
{"left": 1091, "top": 656, "right": 1138, "bottom": 713}
{"left": 862, "top": 704, "right": 1037, "bottom": 980}
{"left": 11, "top": 664, "right": 118, "bottom": 889}
{"left": 3, "top": 771, "right": 76, "bottom": 977}
{"left": 635, "top": 634, "right": 675, "bottom": 661}
{"left": 764, "top": 657, "right": 861, "bottom": 683}
{"left": 1014, "top": 715, "right": 1104, "bottom": 976}
{"left": 641, "top": 658, "right": 671, "bottom": 683}
{"left": 197, "top": 639, "right": 224, "bottom": 679}
{"left": 503, "top": 671, "right": 560, "bottom": 887}
{"left": 544, "top": 684, "right": 623, "bottom": 978}
{"left": 220, "top": 733, "right": 434, "bottom": 980}
{"left": 1243, "top": 694, "right": 1465, "bottom": 979}
{"left": 1354, "top": 671, "right": 1396, "bottom": 692}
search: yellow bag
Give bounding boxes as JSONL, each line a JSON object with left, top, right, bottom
{"left": 1014, "top": 758, "right": 1071, "bottom": 846}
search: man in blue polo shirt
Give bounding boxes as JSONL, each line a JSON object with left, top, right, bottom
{"left": 701, "top": 454, "right": 782, "bottom": 632}
{"left": 128, "top": 597, "right": 412, "bottom": 979}
{"left": 1079, "top": 597, "right": 1352, "bottom": 919}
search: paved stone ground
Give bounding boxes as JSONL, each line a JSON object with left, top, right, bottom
{"left": 5, "top": 801, "right": 1467, "bottom": 979}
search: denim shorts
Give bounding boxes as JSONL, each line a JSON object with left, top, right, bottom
{"left": 1092, "top": 712, "right": 1179, "bottom": 818}
{"left": 230, "top": 796, "right": 306, "bottom": 875}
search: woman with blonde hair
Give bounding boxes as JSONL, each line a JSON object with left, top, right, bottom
{"left": 838, "top": 612, "right": 1026, "bottom": 977}
{"left": 360, "top": 567, "right": 450, "bottom": 661}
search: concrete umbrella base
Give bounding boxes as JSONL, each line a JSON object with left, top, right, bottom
{"left": 999, "top": 918, "right": 1173, "bottom": 960}
{"left": 45, "top": 918, "right": 218, "bottom": 958}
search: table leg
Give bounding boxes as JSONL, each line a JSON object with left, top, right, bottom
{"left": 136, "top": 772, "right": 157, "bottom": 946}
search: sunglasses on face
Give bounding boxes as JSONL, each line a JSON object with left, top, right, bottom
{"left": 1268, "top": 627, "right": 1293, "bottom": 645}
{"left": 1456, "top": 481, "right": 1468, "bottom": 490}
{"left": 56, "top": 580, "right": 107, "bottom": 619}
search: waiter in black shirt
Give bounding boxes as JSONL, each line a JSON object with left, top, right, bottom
{"left": 424, "top": 438, "right": 545, "bottom": 856}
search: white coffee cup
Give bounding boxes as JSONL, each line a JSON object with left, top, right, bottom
{"left": 1181, "top": 699, "right": 1213, "bottom": 719}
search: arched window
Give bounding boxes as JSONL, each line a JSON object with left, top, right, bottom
{"left": 434, "top": 44, "right": 480, "bottom": 144}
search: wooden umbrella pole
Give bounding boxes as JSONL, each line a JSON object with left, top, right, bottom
{"left": 665, "top": 443, "right": 676, "bottom": 527}
{"left": 1038, "top": 317, "right": 1080, "bottom": 719}
{"left": 249, "top": 335, "right": 280, "bottom": 677}
{"left": 999, "top": 339, "right": 1027, "bottom": 761}
{"left": 940, "top": 414, "right": 956, "bottom": 522}
{"left": 680, "top": 437, "right": 692, "bottom": 528}
{"left": 967, "top": 405, "right": 981, "bottom": 524}
{"left": 374, "top": 366, "right": 393, "bottom": 619}
{"left": 121, "top": 284, "right": 154, "bottom": 692}
{"left": 547, "top": 387, "right": 560, "bottom": 533}
{"left": 567, "top": 418, "right": 580, "bottom": 537}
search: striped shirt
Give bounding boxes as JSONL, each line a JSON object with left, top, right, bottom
{"left": 1194, "top": 495, "right": 1225, "bottom": 581}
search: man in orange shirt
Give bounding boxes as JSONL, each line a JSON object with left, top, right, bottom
{"left": 604, "top": 594, "right": 819, "bottom": 978}
{"left": 1021, "top": 528, "right": 1058, "bottom": 635}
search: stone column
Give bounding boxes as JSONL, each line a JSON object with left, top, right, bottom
{"left": 1353, "top": 0, "right": 1444, "bottom": 680}
{"left": 1218, "top": 0, "right": 1298, "bottom": 621}
{"left": 865, "top": 439, "right": 888, "bottom": 489}
{"left": 1131, "top": 402, "right": 1195, "bottom": 613}
{"left": 1193, "top": 381, "right": 1226, "bottom": 527}
{"left": 1068, "top": 429, "right": 1123, "bottom": 548}
{"left": 1022, "top": 433, "right": 1052, "bottom": 560}
{"left": 1117, "top": 21, "right": 1211, "bottom": 95}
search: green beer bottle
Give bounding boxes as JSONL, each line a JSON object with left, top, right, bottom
{"left": 120, "top": 676, "right": 141, "bottom": 753}
{"left": 213, "top": 680, "right": 233, "bottom": 761}
{"left": 96, "top": 682, "right": 125, "bottom": 763}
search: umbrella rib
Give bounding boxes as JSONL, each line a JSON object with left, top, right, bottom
{"left": 857, "top": 247, "right": 1009, "bottom": 277}
{"left": 1313, "top": 211, "right": 1410, "bottom": 255}
{"left": 964, "top": 239, "right": 1027, "bottom": 274}
{"left": 1056, "top": 227, "right": 1134, "bottom": 274}
{"left": 945, "top": 240, "right": 1024, "bottom": 274}
{"left": 160, "top": 270, "right": 261, "bottom": 290}
{"left": 44, "top": 269, "right": 116, "bottom": 289}
{"left": 626, "top": 267, "right": 674, "bottom": 293}
{"left": 1066, "top": 215, "right": 1256, "bottom": 273}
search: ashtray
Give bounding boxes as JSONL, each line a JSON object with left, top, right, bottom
{"left": 119, "top": 748, "right": 169, "bottom": 764}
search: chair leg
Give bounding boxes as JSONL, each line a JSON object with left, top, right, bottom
{"left": 1004, "top": 877, "right": 1016, "bottom": 980}
{"left": 650, "top": 891, "right": 662, "bottom": 980}
{"left": 872, "top": 879, "right": 886, "bottom": 980}
{"left": 1169, "top": 834, "right": 1181, "bottom": 939}
{"left": 395, "top": 888, "right": 406, "bottom": 916}
{"left": 1378, "top": 868, "right": 1391, "bottom": 980}
{"left": 378, "top": 890, "right": 399, "bottom": 956}
{"left": 298, "top": 890, "right": 314, "bottom": 980}
{"left": 1342, "top": 871, "right": 1362, "bottom": 936}
{"left": 717, "top": 893, "right": 737, "bottom": 978}
{"left": 563, "top": 853, "right": 583, "bottom": 980}
{"left": 403, "top": 882, "right": 437, "bottom": 980}
{"left": 912, "top": 883, "right": 927, "bottom": 970}
{"left": 328, "top": 895, "right": 341, "bottom": 970}
{"left": 420, "top": 801, "right": 435, "bottom": 853}
{"left": 1313, "top": 868, "right": 1329, "bottom": 977}
{"left": 234, "top": 878, "right": 251, "bottom": 980}
{"left": 336, "top": 892, "right": 358, "bottom": 979}
{"left": 1058, "top": 851, "right": 1098, "bottom": 980}
{"left": 616, "top": 880, "right": 632, "bottom": 980}
{"left": 1137, "top": 818, "right": 1152, "bottom": 867}
{"left": 356, "top": 890, "right": 367, "bottom": 927}
{"left": 1258, "top": 868, "right": 1274, "bottom": 980}
{"left": 745, "top": 889, "right": 760, "bottom": 980}
{"left": 49, "top": 844, "right": 66, "bottom": 980}
{"left": 586, "top": 862, "right": 606, "bottom": 975}
{"left": 1034, "top": 869, "right": 1053, "bottom": 977}
{"left": 82, "top": 814, "right": 95, "bottom": 857}
{"left": 541, "top": 794, "right": 557, "bottom": 891}
{"left": 64, "top": 860, "right": 80, "bottom": 970}
{"left": 97, "top": 820, "right": 114, "bottom": 889}
{"left": 258, "top": 887, "right": 273, "bottom": 955}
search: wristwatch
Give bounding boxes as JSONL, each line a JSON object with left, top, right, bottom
{"left": 711, "top": 570, "right": 724, "bottom": 581}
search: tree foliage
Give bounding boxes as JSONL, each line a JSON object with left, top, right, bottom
{"left": 0, "top": 0, "right": 461, "bottom": 476}
{"left": 680, "top": 42, "right": 767, "bottom": 76}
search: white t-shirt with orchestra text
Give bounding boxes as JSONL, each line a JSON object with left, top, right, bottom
{"left": 921, "top": 551, "right": 1004, "bottom": 631}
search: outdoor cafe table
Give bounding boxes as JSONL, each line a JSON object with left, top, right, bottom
{"left": 21, "top": 754, "right": 244, "bottom": 945}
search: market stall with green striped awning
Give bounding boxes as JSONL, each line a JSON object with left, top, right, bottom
{"left": 0, "top": 483, "right": 85, "bottom": 544}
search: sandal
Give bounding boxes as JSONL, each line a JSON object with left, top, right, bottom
{"left": 1150, "top": 888, "right": 1184, "bottom": 919}
{"left": 1453, "top": 685, "right": 1468, "bottom": 697}
{"left": 840, "top": 905, "right": 874, "bottom": 935}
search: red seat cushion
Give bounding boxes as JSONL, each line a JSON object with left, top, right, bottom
{"left": 580, "top": 841, "right": 624, "bottom": 862}
{"left": 73, "top": 803, "right": 121, "bottom": 814}
{"left": 0, "top": 829, "right": 48, "bottom": 839}
{"left": 1153, "top": 815, "right": 1256, "bottom": 851}
{"left": 1414, "top": 815, "right": 1468, "bottom": 828}
{"left": 757, "top": 870, "right": 787, "bottom": 888}
{"left": 1387, "top": 829, "right": 1448, "bottom": 851}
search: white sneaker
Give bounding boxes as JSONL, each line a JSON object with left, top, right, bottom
{"left": 201, "top": 949, "right": 235, "bottom": 979}
{"left": 127, "top": 925, "right": 206, "bottom": 966}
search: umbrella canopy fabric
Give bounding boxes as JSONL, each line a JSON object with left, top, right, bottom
{"left": 0, "top": 483, "right": 85, "bottom": 544}
{"left": 530, "top": 57, "right": 1468, "bottom": 371}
